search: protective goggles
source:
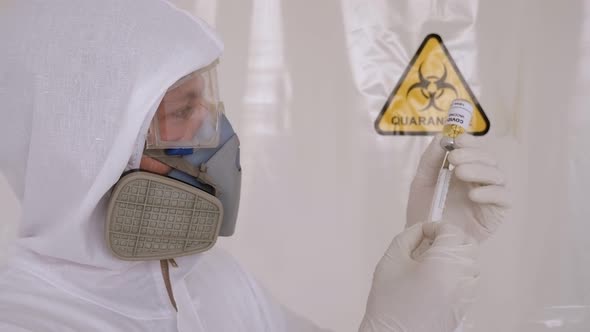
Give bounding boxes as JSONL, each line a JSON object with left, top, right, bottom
{"left": 146, "top": 60, "right": 223, "bottom": 152}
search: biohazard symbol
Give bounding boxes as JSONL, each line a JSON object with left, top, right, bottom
{"left": 375, "top": 34, "right": 490, "bottom": 136}
{"left": 407, "top": 64, "right": 457, "bottom": 112}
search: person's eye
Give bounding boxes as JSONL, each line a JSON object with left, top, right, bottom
{"left": 171, "top": 107, "right": 194, "bottom": 120}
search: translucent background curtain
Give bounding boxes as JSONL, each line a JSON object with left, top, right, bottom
{"left": 171, "top": 1, "right": 590, "bottom": 330}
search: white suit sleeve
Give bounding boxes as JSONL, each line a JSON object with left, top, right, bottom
{"left": 0, "top": 172, "right": 20, "bottom": 268}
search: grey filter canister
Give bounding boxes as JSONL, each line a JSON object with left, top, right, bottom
{"left": 106, "top": 171, "right": 224, "bottom": 261}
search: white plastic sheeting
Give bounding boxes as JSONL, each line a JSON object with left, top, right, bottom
{"left": 171, "top": 1, "right": 589, "bottom": 331}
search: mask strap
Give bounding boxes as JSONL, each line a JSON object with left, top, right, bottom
{"left": 142, "top": 151, "right": 218, "bottom": 194}
{"left": 142, "top": 151, "right": 200, "bottom": 177}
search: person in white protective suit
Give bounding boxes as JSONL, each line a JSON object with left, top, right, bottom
{"left": 0, "top": 1, "right": 510, "bottom": 331}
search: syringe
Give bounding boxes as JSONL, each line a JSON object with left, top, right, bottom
{"left": 428, "top": 99, "right": 474, "bottom": 222}
{"left": 428, "top": 151, "right": 453, "bottom": 222}
{"left": 411, "top": 99, "right": 473, "bottom": 259}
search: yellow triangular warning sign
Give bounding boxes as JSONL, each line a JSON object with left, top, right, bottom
{"left": 375, "top": 34, "right": 489, "bottom": 136}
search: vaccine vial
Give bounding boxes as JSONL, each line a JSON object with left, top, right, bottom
{"left": 440, "top": 99, "right": 474, "bottom": 150}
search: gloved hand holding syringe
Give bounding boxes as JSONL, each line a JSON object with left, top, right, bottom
{"left": 407, "top": 100, "right": 474, "bottom": 332}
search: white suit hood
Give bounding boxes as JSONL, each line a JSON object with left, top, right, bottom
{"left": 0, "top": 0, "right": 227, "bottom": 320}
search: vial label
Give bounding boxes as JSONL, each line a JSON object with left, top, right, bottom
{"left": 445, "top": 99, "right": 473, "bottom": 130}
{"left": 441, "top": 99, "right": 473, "bottom": 139}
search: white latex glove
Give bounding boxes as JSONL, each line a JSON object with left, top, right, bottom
{"left": 0, "top": 172, "right": 20, "bottom": 267}
{"left": 407, "top": 134, "right": 511, "bottom": 242}
{"left": 359, "top": 222, "right": 478, "bottom": 332}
